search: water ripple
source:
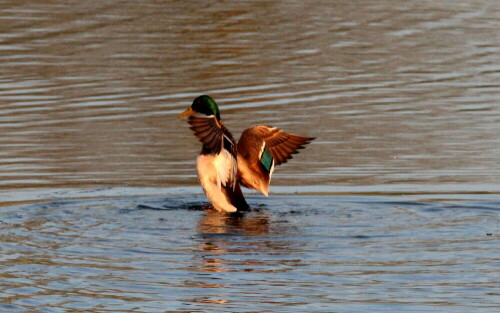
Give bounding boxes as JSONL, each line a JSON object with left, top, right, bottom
{"left": 1, "top": 194, "right": 499, "bottom": 311}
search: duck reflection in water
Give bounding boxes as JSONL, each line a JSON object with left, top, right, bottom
{"left": 183, "top": 209, "right": 271, "bottom": 306}
{"left": 198, "top": 209, "right": 270, "bottom": 236}
{"left": 196, "top": 209, "right": 271, "bottom": 272}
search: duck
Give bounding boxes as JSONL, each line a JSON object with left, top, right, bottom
{"left": 178, "top": 95, "right": 314, "bottom": 213}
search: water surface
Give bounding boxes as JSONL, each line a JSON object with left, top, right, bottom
{"left": 1, "top": 191, "right": 499, "bottom": 312}
{"left": 0, "top": 1, "right": 499, "bottom": 312}
{"left": 0, "top": 0, "right": 498, "bottom": 191}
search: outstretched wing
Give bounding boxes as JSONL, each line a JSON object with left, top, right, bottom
{"left": 188, "top": 116, "right": 224, "bottom": 155}
{"left": 188, "top": 115, "right": 237, "bottom": 189}
{"left": 237, "top": 125, "right": 314, "bottom": 196}
{"left": 249, "top": 125, "right": 315, "bottom": 166}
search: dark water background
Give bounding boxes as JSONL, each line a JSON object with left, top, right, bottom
{"left": 0, "top": 0, "right": 499, "bottom": 312}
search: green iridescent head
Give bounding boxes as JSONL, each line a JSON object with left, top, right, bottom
{"left": 191, "top": 95, "right": 221, "bottom": 119}
{"left": 178, "top": 95, "right": 221, "bottom": 120}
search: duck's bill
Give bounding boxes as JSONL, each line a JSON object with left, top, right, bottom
{"left": 178, "top": 107, "right": 196, "bottom": 118}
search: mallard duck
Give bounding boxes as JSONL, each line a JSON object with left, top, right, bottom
{"left": 178, "top": 95, "right": 314, "bottom": 213}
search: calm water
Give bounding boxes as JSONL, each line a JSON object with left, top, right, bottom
{"left": 1, "top": 0, "right": 499, "bottom": 312}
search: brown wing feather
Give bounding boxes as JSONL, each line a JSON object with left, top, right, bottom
{"left": 188, "top": 116, "right": 224, "bottom": 154}
{"left": 250, "top": 125, "right": 315, "bottom": 166}
{"left": 236, "top": 125, "right": 314, "bottom": 195}
{"left": 188, "top": 115, "right": 238, "bottom": 190}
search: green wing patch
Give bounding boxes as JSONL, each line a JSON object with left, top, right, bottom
{"left": 260, "top": 147, "right": 274, "bottom": 172}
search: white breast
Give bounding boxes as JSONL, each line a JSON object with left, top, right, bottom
{"left": 196, "top": 153, "right": 237, "bottom": 212}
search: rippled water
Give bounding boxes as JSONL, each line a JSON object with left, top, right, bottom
{"left": 1, "top": 0, "right": 500, "bottom": 312}
{"left": 0, "top": 0, "right": 499, "bottom": 191}
{"left": 1, "top": 190, "right": 499, "bottom": 312}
